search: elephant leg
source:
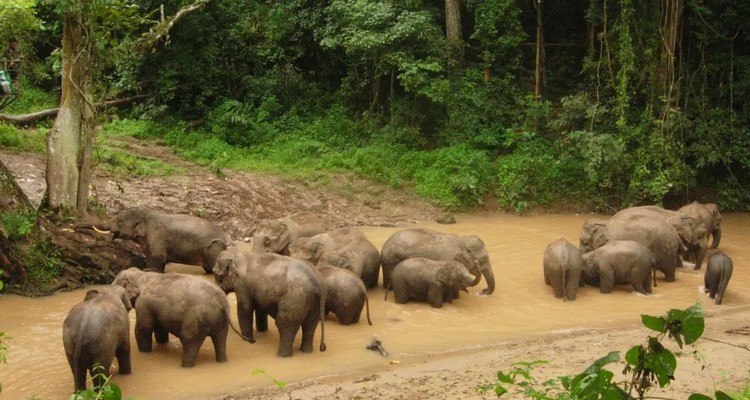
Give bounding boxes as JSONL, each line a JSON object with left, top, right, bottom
{"left": 154, "top": 325, "right": 169, "bottom": 344}
{"left": 598, "top": 265, "right": 614, "bottom": 294}
{"left": 237, "top": 296, "right": 255, "bottom": 340}
{"left": 71, "top": 359, "right": 87, "bottom": 392}
{"left": 630, "top": 269, "right": 650, "bottom": 295}
{"left": 392, "top": 280, "right": 409, "bottom": 304}
{"left": 116, "top": 340, "right": 132, "bottom": 375}
{"left": 427, "top": 283, "right": 445, "bottom": 308}
{"left": 145, "top": 239, "right": 168, "bottom": 272}
{"left": 300, "top": 311, "right": 319, "bottom": 353}
{"left": 135, "top": 315, "right": 154, "bottom": 352}
{"left": 179, "top": 337, "right": 206, "bottom": 368}
{"left": 276, "top": 322, "right": 301, "bottom": 357}
{"left": 549, "top": 274, "right": 564, "bottom": 298}
{"left": 255, "top": 308, "right": 269, "bottom": 333}
{"left": 211, "top": 324, "right": 229, "bottom": 363}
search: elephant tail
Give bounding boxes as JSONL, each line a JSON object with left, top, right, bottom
{"left": 319, "top": 290, "right": 327, "bottom": 352}
{"left": 223, "top": 298, "right": 254, "bottom": 343}
{"left": 359, "top": 278, "right": 373, "bottom": 326}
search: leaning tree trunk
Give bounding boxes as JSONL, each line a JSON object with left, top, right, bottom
{"left": 45, "top": 6, "right": 96, "bottom": 218}
{"left": 0, "top": 159, "right": 36, "bottom": 283}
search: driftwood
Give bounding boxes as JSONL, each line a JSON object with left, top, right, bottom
{"left": 0, "top": 94, "right": 149, "bottom": 125}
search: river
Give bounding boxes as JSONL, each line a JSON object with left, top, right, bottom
{"left": 0, "top": 213, "right": 747, "bottom": 399}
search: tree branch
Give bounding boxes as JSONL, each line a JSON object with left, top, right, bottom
{"left": 0, "top": 95, "right": 149, "bottom": 125}
{"left": 136, "top": 0, "right": 210, "bottom": 50}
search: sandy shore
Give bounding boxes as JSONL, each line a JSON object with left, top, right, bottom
{"left": 212, "top": 306, "right": 750, "bottom": 400}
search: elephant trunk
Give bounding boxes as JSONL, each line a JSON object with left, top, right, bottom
{"left": 694, "top": 242, "right": 707, "bottom": 271}
{"left": 710, "top": 228, "right": 721, "bottom": 249}
{"left": 479, "top": 264, "right": 495, "bottom": 295}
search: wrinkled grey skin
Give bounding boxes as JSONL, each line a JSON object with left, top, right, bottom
{"left": 704, "top": 252, "right": 733, "bottom": 305}
{"left": 289, "top": 227, "right": 381, "bottom": 289}
{"left": 112, "top": 268, "right": 234, "bottom": 367}
{"left": 679, "top": 201, "right": 722, "bottom": 249}
{"left": 386, "top": 258, "right": 478, "bottom": 308}
{"left": 581, "top": 240, "right": 655, "bottom": 295}
{"left": 612, "top": 206, "right": 707, "bottom": 270}
{"left": 317, "top": 265, "right": 372, "bottom": 325}
{"left": 381, "top": 228, "right": 495, "bottom": 295}
{"left": 213, "top": 248, "right": 327, "bottom": 357}
{"left": 580, "top": 215, "right": 682, "bottom": 282}
{"left": 63, "top": 286, "right": 133, "bottom": 392}
{"left": 543, "top": 238, "right": 584, "bottom": 301}
{"left": 88, "top": 206, "right": 233, "bottom": 273}
{"left": 252, "top": 212, "right": 326, "bottom": 255}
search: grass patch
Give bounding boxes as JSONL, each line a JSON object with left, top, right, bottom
{"left": 1, "top": 82, "right": 58, "bottom": 115}
{"left": 0, "top": 123, "right": 46, "bottom": 152}
{"left": 22, "top": 240, "right": 64, "bottom": 291}
{"left": 93, "top": 147, "right": 183, "bottom": 178}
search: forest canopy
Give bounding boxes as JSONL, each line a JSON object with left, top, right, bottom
{"left": 2, "top": 0, "right": 749, "bottom": 212}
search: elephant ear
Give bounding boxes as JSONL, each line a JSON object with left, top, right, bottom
{"left": 112, "top": 285, "right": 135, "bottom": 312}
{"left": 436, "top": 266, "right": 451, "bottom": 285}
{"left": 119, "top": 279, "right": 141, "bottom": 306}
{"left": 454, "top": 251, "right": 477, "bottom": 274}
{"left": 214, "top": 257, "right": 240, "bottom": 291}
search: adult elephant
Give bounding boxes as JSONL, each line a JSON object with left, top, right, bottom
{"left": 213, "top": 248, "right": 327, "bottom": 357}
{"left": 289, "top": 227, "right": 381, "bottom": 289}
{"left": 612, "top": 206, "right": 707, "bottom": 270}
{"left": 252, "top": 212, "right": 326, "bottom": 255}
{"left": 678, "top": 201, "right": 722, "bottom": 249}
{"left": 63, "top": 286, "right": 133, "bottom": 392}
{"left": 543, "top": 238, "right": 583, "bottom": 301}
{"left": 317, "top": 265, "right": 372, "bottom": 325}
{"left": 80, "top": 206, "right": 233, "bottom": 273}
{"left": 580, "top": 215, "right": 681, "bottom": 282}
{"left": 112, "top": 268, "right": 247, "bottom": 367}
{"left": 380, "top": 228, "right": 495, "bottom": 295}
{"left": 581, "top": 240, "right": 655, "bottom": 295}
{"left": 385, "top": 258, "right": 478, "bottom": 308}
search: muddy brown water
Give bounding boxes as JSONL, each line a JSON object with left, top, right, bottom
{"left": 1, "top": 213, "right": 748, "bottom": 400}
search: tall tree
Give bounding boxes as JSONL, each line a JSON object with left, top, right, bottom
{"left": 445, "top": 0, "right": 464, "bottom": 69}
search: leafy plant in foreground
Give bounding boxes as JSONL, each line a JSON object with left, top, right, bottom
{"left": 69, "top": 363, "right": 135, "bottom": 400}
{"left": 481, "top": 303, "right": 734, "bottom": 399}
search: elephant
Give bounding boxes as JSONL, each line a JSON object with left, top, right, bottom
{"left": 543, "top": 238, "right": 584, "bottom": 301}
{"left": 679, "top": 201, "right": 722, "bottom": 249}
{"left": 63, "top": 286, "right": 133, "bottom": 392}
{"left": 385, "top": 258, "right": 478, "bottom": 308}
{"left": 112, "top": 267, "right": 246, "bottom": 367}
{"left": 704, "top": 251, "right": 733, "bottom": 305}
{"left": 581, "top": 240, "right": 655, "bottom": 295}
{"left": 316, "top": 265, "right": 372, "bottom": 325}
{"left": 580, "top": 215, "right": 682, "bottom": 282}
{"left": 380, "top": 228, "right": 495, "bottom": 295}
{"left": 252, "top": 212, "right": 326, "bottom": 255}
{"left": 288, "top": 227, "right": 381, "bottom": 289}
{"left": 213, "top": 247, "right": 327, "bottom": 357}
{"left": 612, "top": 206, "right": 707, "bottom": 270}
{"left": 82, "top": 206, "right": 233, "bottom": 273}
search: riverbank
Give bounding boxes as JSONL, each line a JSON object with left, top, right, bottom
{"left": 213, "top": 305, "right": 750, "bottom": 400}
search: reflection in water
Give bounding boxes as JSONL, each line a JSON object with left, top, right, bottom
{"left": 0, "top": 213, "right": 748, "bottom": 399}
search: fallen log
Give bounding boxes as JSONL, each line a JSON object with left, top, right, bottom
{"left": 0, "top": 94, "right": 149, "bottom": 125}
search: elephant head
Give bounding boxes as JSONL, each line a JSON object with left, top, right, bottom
{"left": 667, "top": 215, "right": 707, "bottom": 269}
{"left": 94, "top": 206, "right": 152, "bottom": 240}
{"left": 213, "top": 249, "right": 241, "bottom": 294}
{"left": 441, "top": 261, "right": 477, "bottom": 291}
{"left": 288, "top": 237, "right": 323, "bottom": 265}
{"left": 252, "top": 220, "right": 290, "bottom": 254}
{"left": 111, "top": 267, "right": 143, "bottom": 306}
{"left": 457, "top": 235, "right": 494, "bottom": 295}
{"left": 579, "top": 219, "right": 609, "bottom": 253}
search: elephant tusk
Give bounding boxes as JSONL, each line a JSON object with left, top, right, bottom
{"left": 92, "top": 226, "right": 112, "bottom": 234}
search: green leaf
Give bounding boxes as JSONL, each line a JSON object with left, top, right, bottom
{"left": 497, "top": 371, "right": 514, "bottom": 384}
{"left": 715, "top": 391, "right": 734, "bottom": 400}
{"left": 625, "top": 345, "right": 642, "bottom": 366}
{"left": 687, "top": 394, "right": 712, "bottom": 400}
{"left": 582, "top": 351, "right": 620, "bottom": 374}
{"left": 641, "top": 314, "right": 666, "bottom": 332}
{"left": 494, "top": 385, "right": 508, "bottom": 396}
{"left": 648, "top": 347, "right": 677, "bottom": 387}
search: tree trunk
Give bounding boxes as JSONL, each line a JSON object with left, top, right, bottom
{"left": 445, "top": 0, "right": 464, "bottom": 69}
{"left": 0, "top": 159, "right": 36, "bottom": 283}
{"left": 534, "top": 0, "right": 546, "bottom": 99}
{"left": 659, "top": 0, "right": 683, "bottom": 101}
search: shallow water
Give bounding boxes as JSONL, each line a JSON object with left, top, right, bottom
{"left": 0, "top": 213, "right": 748, "bottom": 400}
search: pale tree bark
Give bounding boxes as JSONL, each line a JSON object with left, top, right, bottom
{"left": 659, "top": 0, "right": 683, "bottom": 102}
{"left": 445, "top": 0, "right": 464, "bottom": 69}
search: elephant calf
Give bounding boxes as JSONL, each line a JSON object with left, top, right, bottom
{"left": 386, "top": 258, "right": 477, "bottom": 308}
{"left": 252, "top": 212, "right": 326, "bottom": 255}
{"left": 113, "top": 268, "right": 241, "bottom": 367}
{"left": 317, "top": 265, "right": 372, "bottom": 325}
{"left": 63, "top": 286, "right": 133, "bottom": 392}
{"left": 581, "top": 240, "right": 655, "bottom": 295}
{"left": 543, "top": 238, "right": 584, "bottom": 301}
{"left": 705, "top": 252, "right": 733, "bottom": 305}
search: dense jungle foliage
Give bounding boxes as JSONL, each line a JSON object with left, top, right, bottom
{"left": 2, "top": 0, "right": 749, "bottom": 211}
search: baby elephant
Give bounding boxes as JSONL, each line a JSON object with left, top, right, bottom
{"left": 543, "top": 238, "right": 584, "bottom": 301}
{"left": 704, "top": 252, "right": 733, "bottom": 305}
{"left": 581, "top": 240, "right": 655, "bottom": 295}
{"left": 113, "top": 267, "right": 244, "bottom": 367}
{"left": 317, "top": 265, "right": 372, "bottom": 325}
{"left": 63, "top": 286, "right": 133, "bottom": 392}
{"left": 386, "top": 258, "right": 477, "bottom": 308}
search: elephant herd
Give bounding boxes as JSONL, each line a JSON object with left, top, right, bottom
{"left": 64, "top": 208, "right": 495, "bottom": 392}
{"left": 544, "top": 201, "right": 733, "bottom": 304}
